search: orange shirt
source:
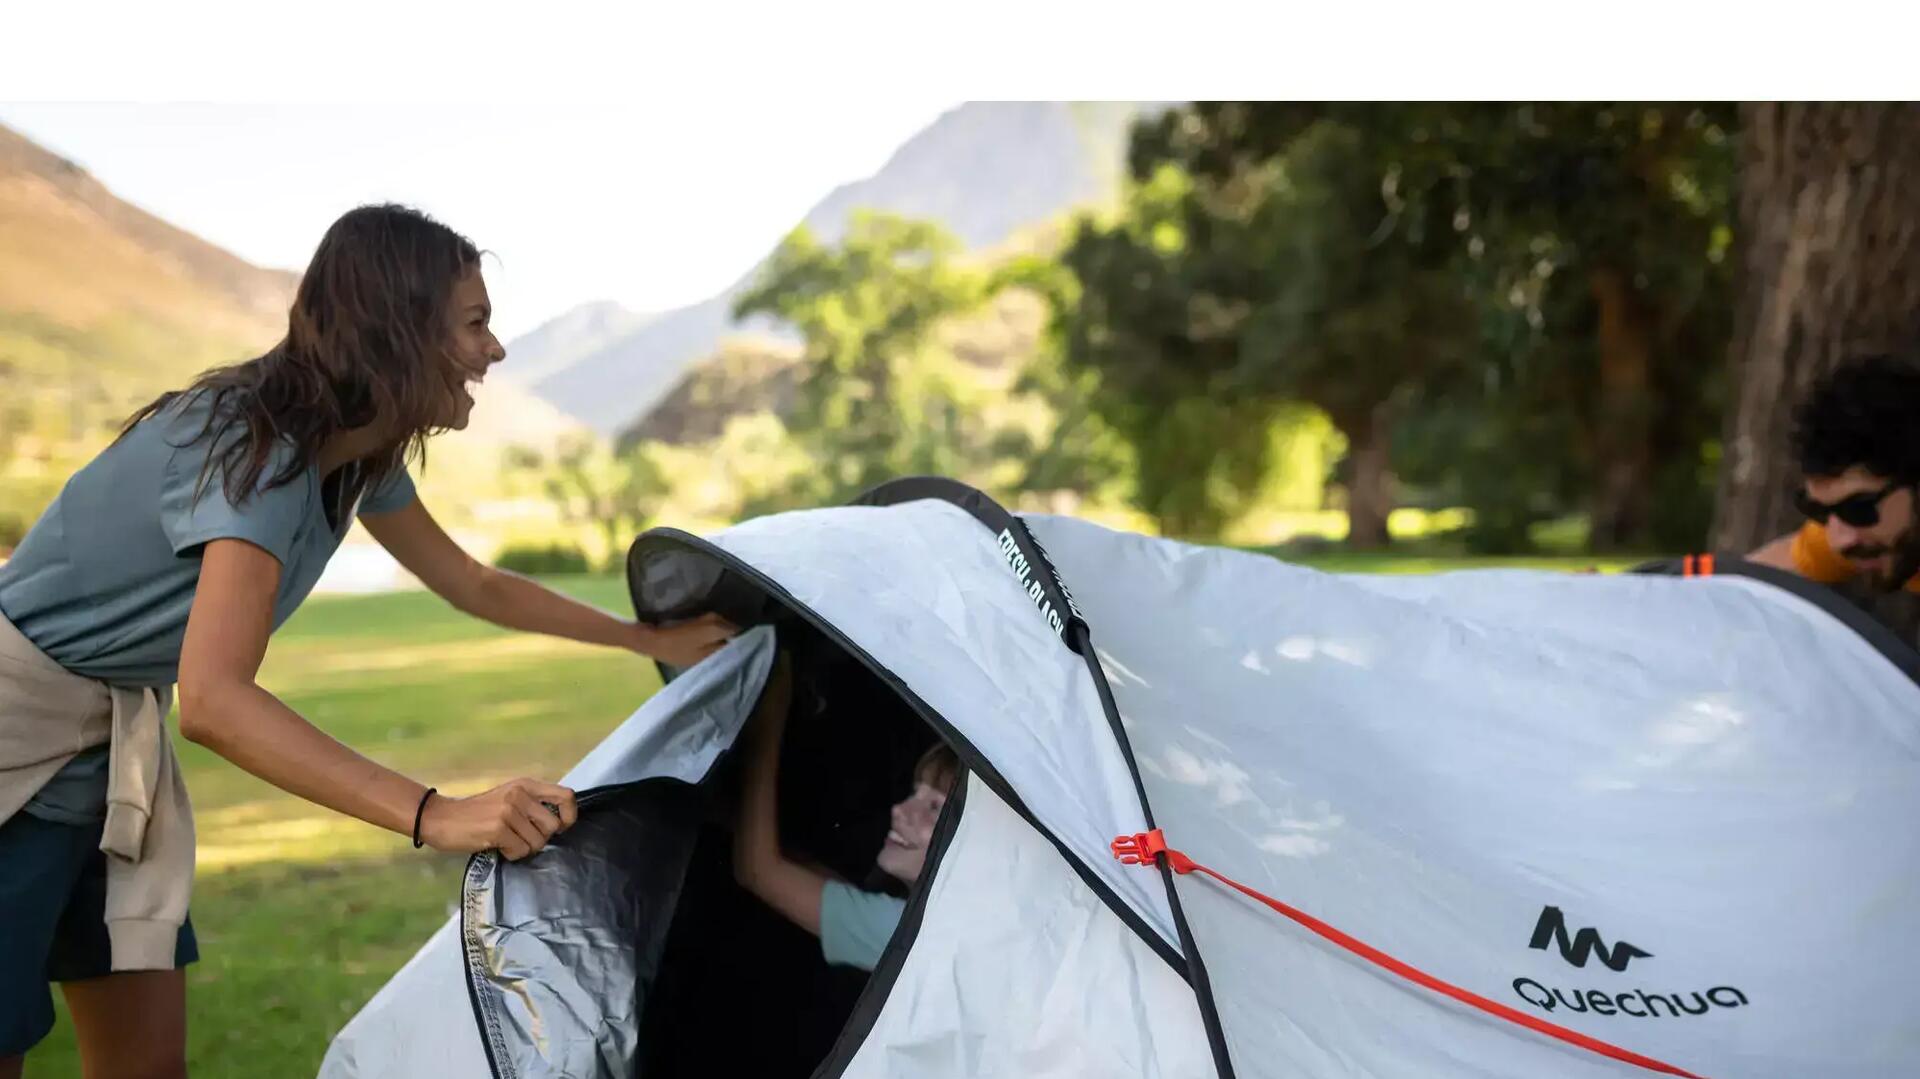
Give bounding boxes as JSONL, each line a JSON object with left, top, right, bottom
{"left": 1788, "top": 521, "right": 1920, "bottom": 594}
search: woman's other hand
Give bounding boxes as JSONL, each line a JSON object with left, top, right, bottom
{"left": 417, "top": 778, "right": 579, "bottom": 861}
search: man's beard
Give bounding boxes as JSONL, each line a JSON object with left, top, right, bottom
{"left": 1840, "top": 524, "right": 1920, "bottom": 592}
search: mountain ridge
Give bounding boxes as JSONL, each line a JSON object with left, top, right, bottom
{"left": 513, "top": 101, "right": 1151, "bottom": 435}
{"left": 0, "top": 121, "right": 583, "bottom": 536}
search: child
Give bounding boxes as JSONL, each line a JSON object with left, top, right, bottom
{"left": 732, "top": 650, "right": 959, "bottom": 971}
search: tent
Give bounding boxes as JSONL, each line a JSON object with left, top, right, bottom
{"left": 320, "top": 479, "right": 1920, "bottom": 1079}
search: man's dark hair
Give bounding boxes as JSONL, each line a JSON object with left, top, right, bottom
{"left": 1792, "top": 354, "right": 1920, "bottom": 481}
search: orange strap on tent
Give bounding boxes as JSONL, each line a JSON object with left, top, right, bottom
{"left": 1111, "top": 829, "right": 1704, "bottom": 1079}
{"left": 1681, "top": 553, "right": 1716, "bottom": 577}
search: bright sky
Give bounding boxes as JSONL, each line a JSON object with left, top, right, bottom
{"left": 4, "top": 1, "right": 1899, "bottom": 347}
{"left": 0, "top": 100, "right": 957, "bottom": 340}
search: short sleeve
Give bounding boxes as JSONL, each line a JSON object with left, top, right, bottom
{"left": 158, "top": 441, "right": 309, "bottom": 567}
{"left": 818, "top": 880, "right": 907, "bottom": 972}
{"left": 358, "top": 468, "right": 417, "bottom": 516}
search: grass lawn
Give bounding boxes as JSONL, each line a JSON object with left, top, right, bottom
{"left": 23, "top": 552, "right": 1654, "bottom": 1077}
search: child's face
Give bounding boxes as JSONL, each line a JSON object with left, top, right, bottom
{"left": 875, "top": 779, "right": 949, "bottom": 884}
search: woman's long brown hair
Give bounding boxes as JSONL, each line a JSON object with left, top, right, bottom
{"left": 123, "top": 203, "right": 480, "bottom": 507}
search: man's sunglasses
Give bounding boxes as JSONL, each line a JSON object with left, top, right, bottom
{"left": 1793, "top": 480, "right": 1906, "bottom": 528}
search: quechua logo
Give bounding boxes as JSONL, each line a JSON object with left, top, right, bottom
{"left": 1529, "top": 906, "right": 1653, "bottom": 972}
{"left": 1514, "top": 905, "right": 1748, "bottom": 1020}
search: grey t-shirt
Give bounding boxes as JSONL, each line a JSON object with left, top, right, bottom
{"left": 0, "top": 397, "right": 415, "bottom": 823}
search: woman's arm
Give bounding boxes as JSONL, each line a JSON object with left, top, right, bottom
{"left": 362, "top": 499, "right": 733, "bottom": 667}
{"left": 178, "top": 538, "right": 578, "bottom": 859}
{"left": 731, "top": 651, "right": 828, "bottom": 935}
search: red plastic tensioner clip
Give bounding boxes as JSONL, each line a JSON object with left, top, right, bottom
{"left": 1110, "top": 828, "right": 1194, "bottom": 874}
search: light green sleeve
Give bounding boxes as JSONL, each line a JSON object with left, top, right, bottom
{"left": 819, "top": 879, "right": 907, "bottom": 971}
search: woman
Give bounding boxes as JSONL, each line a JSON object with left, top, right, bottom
{"left": 0, "top": 204, "right": 731, "bottom": 1077}
{"left": 733, "top": 650, "right": 959, "bottom": 972}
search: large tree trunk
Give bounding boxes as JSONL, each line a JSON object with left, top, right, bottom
{"left": 1712, "top": 103, "right": 1920, "bottom": 552}
{"left": 1589, "top": 265, "right": 1655, "bottom": 551}
{"left": 1339, "top": 403, "right": 1394, "bottom": 550}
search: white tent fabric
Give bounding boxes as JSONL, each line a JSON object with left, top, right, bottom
{"left": 836, "top": 773, "right": 1211, "bottom": 1078}
{"left": 704, "top": 504, "right": 1175, "bottom": 943}
{"left": 324, "top": 492, "right": 1920, "bottom": 1079}
{"left": 1026, "top": 513, "right": 1920, "bottom": 1078}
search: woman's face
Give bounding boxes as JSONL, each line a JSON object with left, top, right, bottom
{"left": 875, "top": 779, "right": 949, "bottom": 884}
{"left": 437, "top": 268, "right": 505, "bottom": 430}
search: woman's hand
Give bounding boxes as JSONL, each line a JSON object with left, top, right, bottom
{"left": 418, "top": 778, "right": 579, "bottom": 861}
{"left": 631, "top": 613, "right": 737, "bottom": 668}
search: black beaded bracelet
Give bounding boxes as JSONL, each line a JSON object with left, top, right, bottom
{"left": 412, "top": 787, "right": 437, "bottom": 849}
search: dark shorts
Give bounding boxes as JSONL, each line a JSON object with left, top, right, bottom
{"left": 0, "top": 810, "right": 197, "bottom": 1057}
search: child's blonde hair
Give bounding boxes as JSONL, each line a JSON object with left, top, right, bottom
{"left": 914, "top": 743, "right": 960, "bottom": 793}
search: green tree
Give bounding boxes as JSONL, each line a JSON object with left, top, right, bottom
{"left": 1048, "top": 166, "right": 1282, "bottom": 538}
{"left": 1450, "top": 103, "right": 1733, "bottom": 551}
{"left": 1123, "top": 102, "right": 1734, "bottom": 552}
{"left": 732, "top": 212, "right": 991, "bottom": 499}
{"left": 989, "top": 255, "right": 1139, "bottom": 512}
{"left": 1228, "top": 123, "right": 1480, "bottom": 547}
{"left": 1058, "top": 120, "right": 1479, "bottom": 545}
{"left": 505, "top": 436, "right": 667, "bottom": 568}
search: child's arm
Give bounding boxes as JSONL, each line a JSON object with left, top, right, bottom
{"left": 732, "top": 650, "right": 829, "bottom": 935}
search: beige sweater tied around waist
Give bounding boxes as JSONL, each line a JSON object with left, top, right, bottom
{"left": 0, "top": 608, "right": 194, "bottom": 971}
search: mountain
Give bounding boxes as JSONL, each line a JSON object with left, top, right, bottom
{"left": 618, "top": 335, "right": 805, "bottom": 449}
{"left": 0, "top": 121, "right": 582, "bottom": 539}
{"left": 794, "top": 101, "right": 1138, "bottom": 250}
{"left": 0, "top": 123, "right": 296, "bottom": 333}
{"left": 0, "top": 121, "right": 297, "bottom": 523}
{"left": 525, "top": 291, "right": 761, "bottom": 436}
{"left": 498, "top": 300, "right": 652, "bottom": 387}
{"left": 516, "top": 101, "right": 1149, "bottom": 436}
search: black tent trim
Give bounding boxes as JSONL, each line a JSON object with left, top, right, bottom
{"left": 1634, "top": 556, "right": 1920, "bottom": 686}
{"left": 855, "top": 476, "right": 1238, "bottom": 1078}
{"left": 808, "top": 762, "right": 971, "bottom": 1076}
{"left": 852, "top": 477, "right": 1089, "bottom": 652}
